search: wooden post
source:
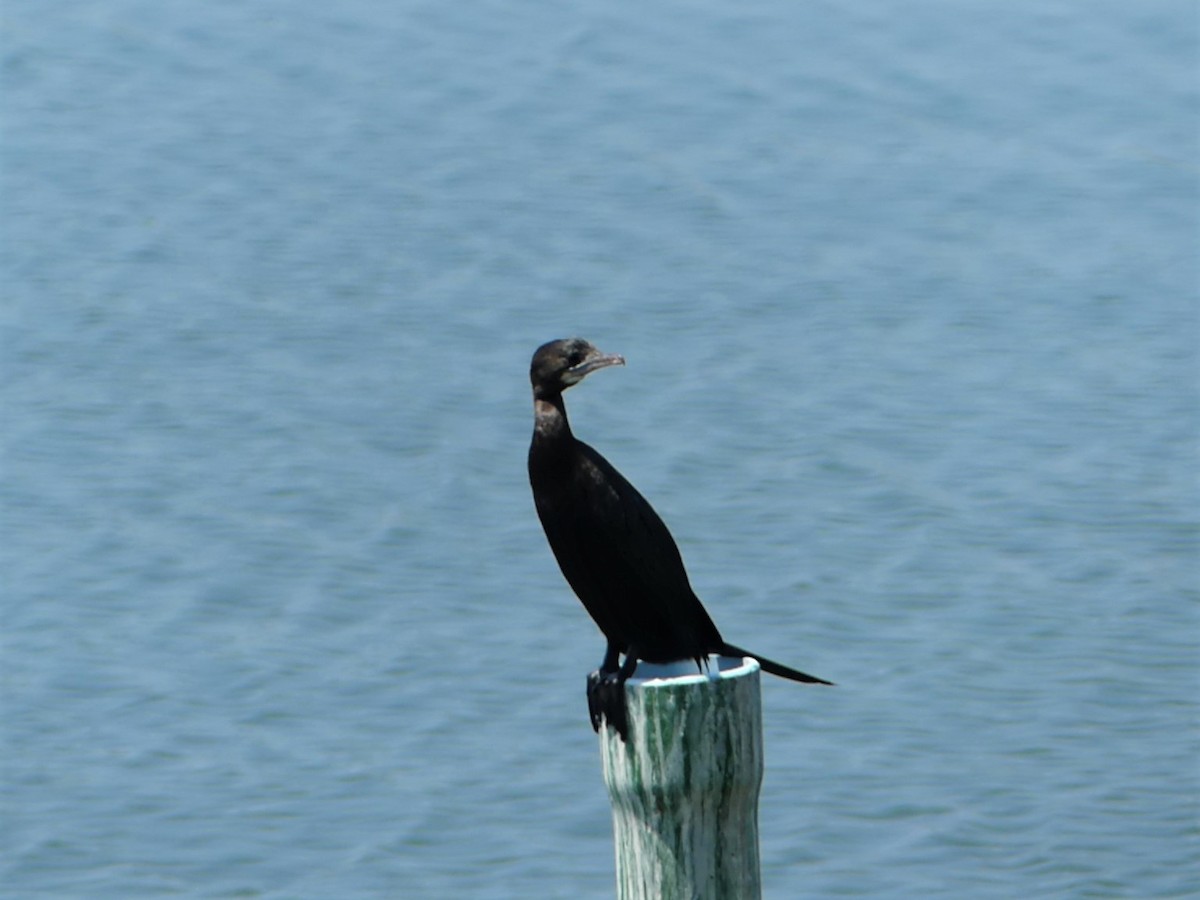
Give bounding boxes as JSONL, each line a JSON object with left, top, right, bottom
{"left": 599, "top": 656, "right": 764, "bottom": 900}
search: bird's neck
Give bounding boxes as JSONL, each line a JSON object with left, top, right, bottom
{"left": 533, "top": 394, "right": 572, "bottom": 444}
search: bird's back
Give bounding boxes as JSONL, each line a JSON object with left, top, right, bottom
{"left": 530, "top": 436, "right": 722, "bottom": 663}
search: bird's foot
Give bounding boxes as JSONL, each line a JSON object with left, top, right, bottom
{"left": 586, "top": 669, "right": 629, "bottom": 742}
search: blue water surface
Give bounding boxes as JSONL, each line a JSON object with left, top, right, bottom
{"left": 3, "top": 1, "right": 1197, "bottom": 897}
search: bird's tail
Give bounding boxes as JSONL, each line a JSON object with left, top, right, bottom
{"left": 719, "top": 643, "right": 834, "bottom": 685}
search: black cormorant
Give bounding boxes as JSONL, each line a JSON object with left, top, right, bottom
{"left": 528, "top": 337, "right": 831, "bottom": 739}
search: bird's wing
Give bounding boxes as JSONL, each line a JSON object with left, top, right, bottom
{"left": 571, "top": 441, "right": 722, "bottom": 659}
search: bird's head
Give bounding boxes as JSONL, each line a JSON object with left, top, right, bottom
{"left": 530, "top": 338, "right": 625, "bottom": 398}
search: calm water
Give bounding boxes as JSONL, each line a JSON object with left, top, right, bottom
{"left": 3, "top": 1, "right": 1197, "bottom": 897}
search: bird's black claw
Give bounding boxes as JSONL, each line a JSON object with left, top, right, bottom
{"left": 586, "top": 670, "right": 629, "bottom": 742}
{"left": 586, "top": 670, "right": 605, "bottom": 732}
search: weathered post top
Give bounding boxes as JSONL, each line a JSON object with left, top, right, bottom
{"left": 599, "top": 656, "right": 764, "bottom": 900}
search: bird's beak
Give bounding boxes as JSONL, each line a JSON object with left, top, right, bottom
{"left": 568, "top": 350, "right": 625, "bottom": 381}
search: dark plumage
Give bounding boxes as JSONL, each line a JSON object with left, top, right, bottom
{"left": 528, "top": 337, "right": 831, "bottom": 739}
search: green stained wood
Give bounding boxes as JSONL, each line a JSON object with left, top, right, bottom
{"left": 600, "top": 657, "right": 764, "bottom": 900}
